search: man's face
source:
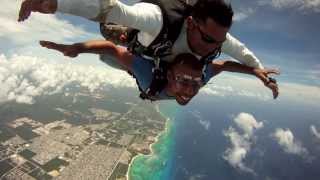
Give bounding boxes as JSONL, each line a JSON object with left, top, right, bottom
{"left": 167, "top": 63, "right": 203, "bottom": 105}
{"left": 187, "top": 17, "right": 229, "bottom": 57}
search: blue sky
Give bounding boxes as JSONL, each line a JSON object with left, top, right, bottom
{"left": 230, "top": 0, "right": 320, "bottom": 86}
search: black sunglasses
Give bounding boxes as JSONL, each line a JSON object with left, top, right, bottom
{"left": 174, "top": 74, "right": 204, "bottom": 88}
{"left": 196, "top": 22, "right": 225, "bottom": 44}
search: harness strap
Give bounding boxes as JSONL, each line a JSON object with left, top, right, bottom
{"left": 127, "top": 62, "right": 168, "bottom": 101}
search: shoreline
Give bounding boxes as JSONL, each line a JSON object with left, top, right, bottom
{"left": 126, "top": 104, "right": 173, "bottom": 180}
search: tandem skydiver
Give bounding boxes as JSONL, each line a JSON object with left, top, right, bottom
{"left": 38, "top": 39, "right": 280, "bottom": 105}
{"left": 18, "top": 0, "right": 279, "bottom": 100}
{"left": 18, "top": 0, "right": 268, "bottom": 72}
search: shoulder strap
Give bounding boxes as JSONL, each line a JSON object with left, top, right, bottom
{"left": 199, "top": 46, "right": 222, "bottom": 80}
{"left": 145, "top": 58, "right": 168, "bottom": 98}
{"left": 130, "top": 0, "right": 192, "bottom": 58}
{"left": 100, "top": 0, "right": 192, "bottom": 58}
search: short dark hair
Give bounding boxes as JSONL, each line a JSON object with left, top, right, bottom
{"left": 170, "top": 53, "right": 203, "bottom": 71}
{"left": 191, "top": 0, "right": 233, "bottom": 28}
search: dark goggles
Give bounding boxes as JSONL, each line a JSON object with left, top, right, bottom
{"left": 196, "top": 23, "right": 225, "bottom": 45}
{"left": 175, "top": 74, "right": 204, "bottom": 88}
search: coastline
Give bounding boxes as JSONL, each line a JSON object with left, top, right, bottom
{"left": 126, "top": 103, "right": 177, "bottom": 180}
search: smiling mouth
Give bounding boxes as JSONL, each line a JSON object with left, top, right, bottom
{"left": 175, "top": 95, "right": 192, "bottom": 105}
{"left": 180, "top": 95, "right": 191, "bottom": 101}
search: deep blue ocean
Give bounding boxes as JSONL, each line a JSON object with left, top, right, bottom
{"left": 130, "top": 93, "right": 320, "bottom": 180}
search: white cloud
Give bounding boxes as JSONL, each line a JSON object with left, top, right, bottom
{"left": 0, "top": 54, "right": 135, "bottom": 104}
{"left": 199, "top": 73, "right": 320, "bottom": 107}
{"left": 304, "top": 0, "right": 320, "bottom": 11}
{"left": 0, "top": 0, "right": 97, "bottom": 49}
{"left": 307, "top": 64, "right": 320, "bottom": 80}
{"left": 259, "top": 0, "right": 320, "bottom": 12}
{"left": 272, "top": 128, "right": 309, "bottom": 156}
{"left": 310, "top": 125, "right": 320, "bottom": 139}
{"left": 188, "top": 174, "right": 207, "bottom": 180}
{"left": 199, "top": 74, "right": 272, "bottom": 101}
{"left": 233, "top": 8, "right": 255, "bottom": 22}
{"left": 237, "top": 90, "right": 270, "bottom": 101}
{"left": 234, "top": 113, "right": 264, "bottom": 137}
{"left": 223, "top": 112, "right": 263, "bottom": 174}
{"left": 199, "top": 119, "right": 210, "bottom": 131}
{"left": 223, "top": 127, "right": 255, "bottom": 174}
{"left": 191, "top": 110, "right": 211, "bottom": 130}
{"left": 199, "top": 87, "right": 224, "bottom": 97}
{"left": 270, "top": 0, "right": 301, "bottom": 8}
{"left": 279, "top": 82, "right": 320, "bottom": 107}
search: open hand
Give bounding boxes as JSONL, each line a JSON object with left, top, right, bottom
{"left": 253, "top": 68, "right": 280, "bottom": 99}
{"left": 39, "top": 40, "right": 80, "bottom": 58}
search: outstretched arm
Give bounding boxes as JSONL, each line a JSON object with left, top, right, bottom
{"left": 39, "top": 40, "right": 134, "bottom": 70}
{"left": 211, "top": 60, "right": 280, "bottom": 99}
{"left": 222, "top": 33, "right": 264, "bottom": 69}
{"left": 18, "top": 0, "right": 161, "bottom": 38}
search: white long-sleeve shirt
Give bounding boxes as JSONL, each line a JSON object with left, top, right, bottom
{"left": 57, "top": 0, "right": 264, "bottom": 69}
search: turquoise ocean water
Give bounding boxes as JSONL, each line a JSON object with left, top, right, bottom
{"left": 128, "top": 102, "right": 178, "bottom": 180}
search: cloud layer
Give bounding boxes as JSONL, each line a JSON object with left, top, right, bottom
{"left": 259, "top": 0, "right": 320, "bottom": 12}
{"left": 199, "top": 73, "right": 320, "bottom": 107}
{"left": 233, "top": 8, "right": 255, "bottom": 22}
{"left": 0, "top": 54, "right": 135, "bottom": 104}
{"left": 1, "top": 0, "right": 97, "bottom": 56}
{"left": 223, "top": 113, "right": 263, "bottom": 174}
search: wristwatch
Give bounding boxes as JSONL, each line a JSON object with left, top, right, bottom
{"left": 267, "top": 77, "right": 277, "bottom": 84}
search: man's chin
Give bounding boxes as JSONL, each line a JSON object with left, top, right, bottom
{"left": 190, "top": 47, "right": 203, "bottom": 57}
{"left": 177, "top": 100, "right": 189, "bottom": 105}
{"left": 176, "top": 97, "right": 190, "bottom": 106}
